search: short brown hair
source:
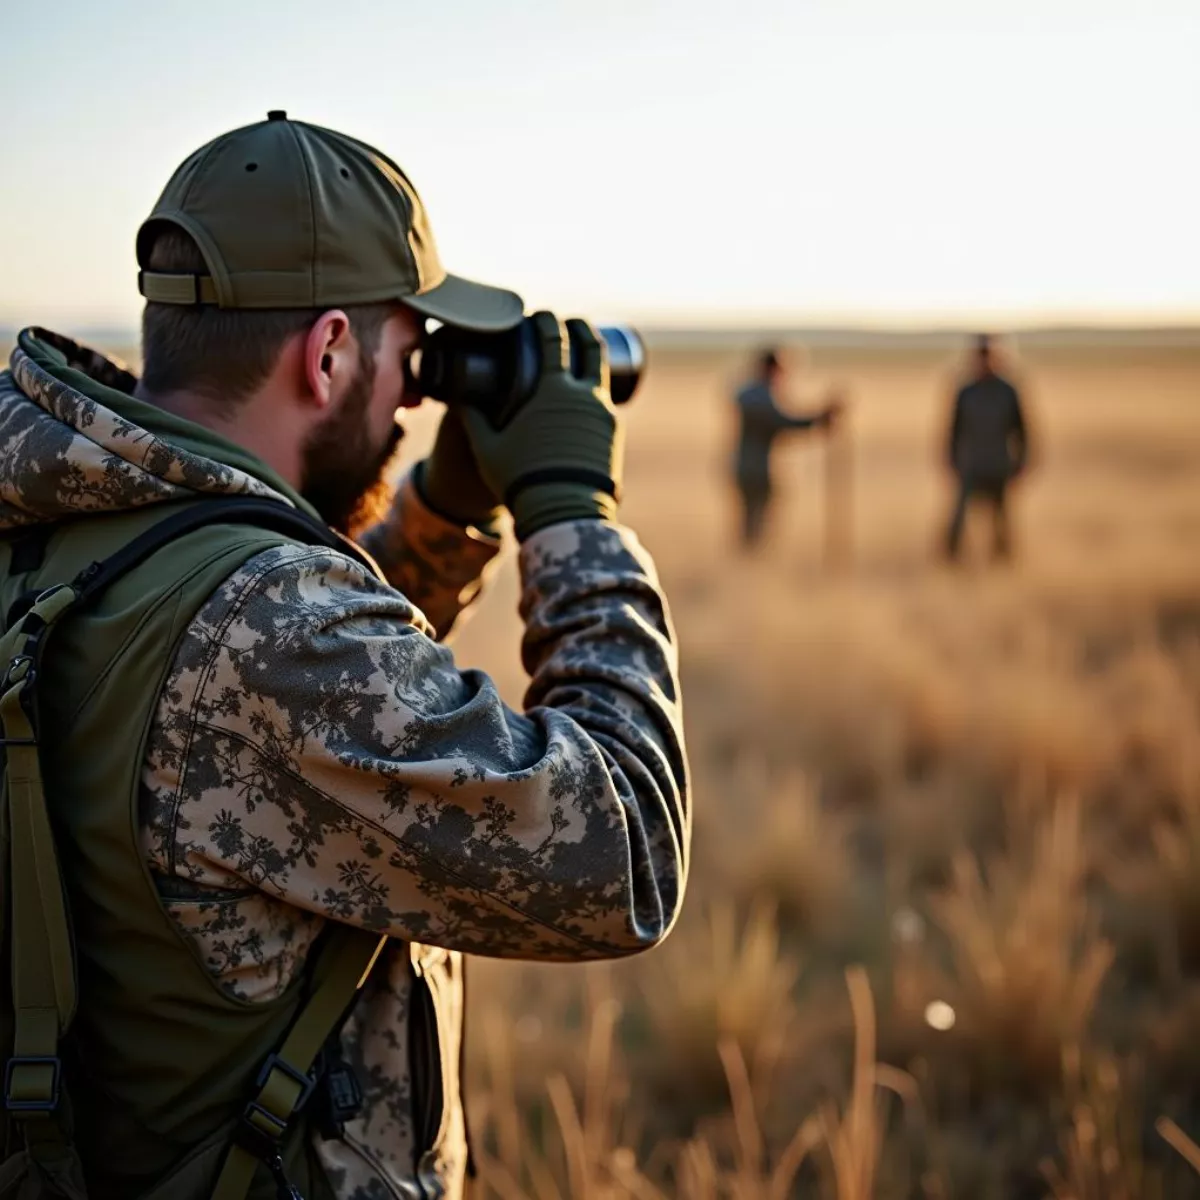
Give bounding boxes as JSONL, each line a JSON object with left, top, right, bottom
{"left": 139, "top": 224, "right": 397, "bottom": 407}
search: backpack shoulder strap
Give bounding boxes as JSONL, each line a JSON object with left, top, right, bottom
{"left": 5, "top": 498, "right": 378, "bottom": 632}
{"left": 0, "top": 499, "right": 387, "bottom": 1200}
{"left": 0, "top": 584, "right": 84, "bottom": 1191}
{"left": 70, "top": 497, "right": 378, "bottom": 604}
{"left": 212, "top": 931, "right": 387, "bottom": 1200}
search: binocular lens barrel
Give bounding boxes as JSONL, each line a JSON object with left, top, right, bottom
{"left": 415, "top": 318, "right": 645, "bottom": 417}
{"left": 595, "top": 326, "right": 644, "bottom": 406}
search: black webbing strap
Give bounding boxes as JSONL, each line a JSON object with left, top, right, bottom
{"left": 0, "top": 585, "right": 80, "bottom": 1173}
{"left": 69, "top": 498, "right": 376, "bottom": 610}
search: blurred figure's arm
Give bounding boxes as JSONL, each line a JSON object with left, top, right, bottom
{"left": 738, "top": 384, "right": 795, "bottom": 437}
{"left": 1009, "top": 386, "right": 1030, "bottom": 473}
{"left": 802, "top": 386, "right": 847, "bottom": 431}
{"left": 947, "top": 388, "right": 966, "bottom": 469}
{"left": 786, "top": 409, "right": 824, "bottom": 431}
{"left": 763, "top": 385, "right": 843, "bottom": 433}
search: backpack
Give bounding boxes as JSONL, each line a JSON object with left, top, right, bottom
{"left": 0, "top": 500, "right": 389, "bottom": 1200}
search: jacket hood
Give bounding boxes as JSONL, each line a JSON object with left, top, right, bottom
{"left": 0, "top": 327, "right": 314, "bottom": 531}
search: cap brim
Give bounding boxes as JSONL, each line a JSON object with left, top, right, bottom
{"left": 406, "top": 272, "right": 524, "bottom": 332}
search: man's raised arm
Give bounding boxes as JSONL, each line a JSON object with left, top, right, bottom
{"left": 147, "top": 312, "right": 689, "bottom": 961}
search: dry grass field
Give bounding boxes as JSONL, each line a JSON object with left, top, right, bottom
{"left": 399, "top": 333, "right": 1200, "bottom": 1199}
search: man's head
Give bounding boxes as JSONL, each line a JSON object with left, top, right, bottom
{"left": 759, "top": 348, "right": 784, "bottom": 386}
{"left": 139, "top": 220, "right": 418, "bottom": 532}
{"left": 974, "top": 333, "right": 995, "bottom": 376}
{"left": 134, "top": 111, "right": 525, "bottom": 530}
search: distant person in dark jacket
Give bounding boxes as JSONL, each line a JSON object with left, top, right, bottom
{"left": 733, "top": 348, "right": 842, "bottom": 548}
{"left": 944, "top": 334, "right": 1031, "bottom": 561}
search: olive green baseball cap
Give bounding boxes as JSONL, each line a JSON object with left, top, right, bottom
{"left": 136, "top": 110, "right": 524, "bottom": 332}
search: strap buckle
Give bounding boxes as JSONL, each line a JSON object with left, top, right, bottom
{"left": 0, "top": 655, "right": 38, "bottom": 744}
{"left": 3, "top": 655, "right": 34, "bottom": 692}
{"left": 237, "top": 1054, "right": 316, "bottom": 1148}
{"left": 255, "top": 1052, "right": 316, "bottom": 1113}
{"left": 4, "top": 1055, "right": 61, "bottom": 1113}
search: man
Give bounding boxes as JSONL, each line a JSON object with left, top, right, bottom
{"left": 0, "top": 112, "right": 688, "bottom": 1199}
{"left": 731, "top": 348, "right": 841, "bottom": 548}
{"left": 944, "top": 334, "right": 1031, "bottom": 561}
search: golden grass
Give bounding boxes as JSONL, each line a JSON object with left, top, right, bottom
{"left": 929, "top": 795, "right": 1115, "bottom": 1094}
{"left": 1043, "top": 1050, "right": 1164, "bottom": 1200}
{"left": 637, "top": 901, "right": 801, "bottom": 1111}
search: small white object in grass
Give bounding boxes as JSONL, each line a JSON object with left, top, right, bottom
{"left": 924, "top": 1000, "right": 956, "bottom": 1031}
{"left": 892, "top": 906, "right": 926, "bottom": 944}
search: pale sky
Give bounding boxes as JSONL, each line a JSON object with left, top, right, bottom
{"left": 1, "top": 0, "right": 1197, "bottom": 330}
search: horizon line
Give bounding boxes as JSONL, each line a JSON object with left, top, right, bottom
{"left": 6, "top": 315, "right": 1200, "bottom": 339}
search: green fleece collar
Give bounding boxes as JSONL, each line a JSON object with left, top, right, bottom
{"left": 17, "top": 327, "right": 322, "bottom": 522}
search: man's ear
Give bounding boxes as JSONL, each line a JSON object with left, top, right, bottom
{"left": 302, "top": 310, "right": 354, "bottom": 410}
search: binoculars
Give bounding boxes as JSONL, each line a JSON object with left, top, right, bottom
{"left": 412, "top": 319, "right": 645, "bottom": 421}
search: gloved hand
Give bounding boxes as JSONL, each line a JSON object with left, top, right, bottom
{"left": 416, "top": 407, "right": 504, "bottom": 529}
{"left": 460, "top": 312, "right": 623, "bottom": 541}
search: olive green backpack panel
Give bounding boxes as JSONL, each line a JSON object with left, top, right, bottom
{"left": 0, "top": 505, "right": 343, "bottom": 1200}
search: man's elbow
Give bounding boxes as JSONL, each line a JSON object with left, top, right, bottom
{"left": 542, "top": 740, "right": 691, "bottom": 961}
{"left": 611, "top": 906, "right": 685, "bottom": 959}
{"left": 562, "top": 868, "right": 688, "bottom": 961}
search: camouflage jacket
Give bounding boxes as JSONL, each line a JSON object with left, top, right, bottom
{"left": 0, "top": 329, "right": 690, "bottom": 1199}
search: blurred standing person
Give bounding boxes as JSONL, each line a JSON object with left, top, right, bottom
{"left": 732, "top": 348, "right": 842, "bottom": 549}
{"left": 944, "top": 334, "right": 1031, "bottom": 561}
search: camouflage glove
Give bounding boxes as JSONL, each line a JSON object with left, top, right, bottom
{"left": 460, "top": 312, "right": 623, "bottom": 541}
{"left": 416, "top": 407, "right": 504, "bottom": 529}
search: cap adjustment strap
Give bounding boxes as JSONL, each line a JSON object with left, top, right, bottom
{"left": 138, "top": 270, "right": 219, "bottom": 306}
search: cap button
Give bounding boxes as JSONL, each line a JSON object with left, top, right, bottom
{"left": 267, "top": 109, "right": 288, "bottom": 121}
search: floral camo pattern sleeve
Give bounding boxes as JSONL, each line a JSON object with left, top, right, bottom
{"left": 143, "top": 518, "right": 689, "bottom": 961}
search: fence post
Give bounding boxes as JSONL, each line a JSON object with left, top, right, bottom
{"left": 823, "top": 414, "right": 853, "bottom": 572}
